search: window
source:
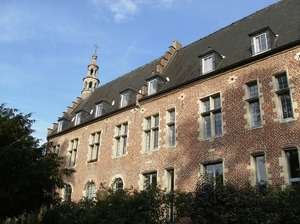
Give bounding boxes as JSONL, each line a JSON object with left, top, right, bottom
{"left": 246, "top": 81, "right": 262, "bottom": 127}
{"left": 146, "top": 75, "right": 166, "bottom": 96}
{"left": 114, "top": 123, "right": 128, "bottom": 157}
{"left": 199, "top": 50, "right": 223, "bottom": 75}
{"left": 167, "top": 169, "right": 174, "bottom": 192}
{"left": 275, "top": 73, "right": 293, "bottom": 120}
{"left": 67, "top": 139, "right": 78, "bottom": 168}
{"left": 205, "top": 162, "right": 223, "bottom": 185}
{"left": 57, "top": 120, "right": 63, "bottom": 132}
{"left": 88, "top": 132, "right": 100, "bottom": 162}
{"left": 85, "top": 182, "right": 96, "bottom": 199}
{"left": 112, "top": 178, "right": 124, "bottom": 192}
{"left": 74, "top": 112, "right": 82, "bottom": 125}
{"left": 167, "top": 109, "right": 176, "bottom": 147}
{"left": 144, "top": 114, "right": 159, "bottom": 151}
{"left": 254, "top": 155, "right": 267, "bottom": 185}
{"left": 286, "top": 149, "right": 300, "bottom": 185}
{"left": 144, "top": 172, "right": 157, "bottom": 189}
{"left": 95, "top": 103, "right": 103, "bottom": 117}
{"left": 53, "top": 145, "right": 60, "bottom": 154}
{"left": 120, "top": 92, "right": 129, "bottom": 108}
{"left": 202, "top": 54, "right": 213, "bottom": 74}
{"left": 249, "top": 28, "right": 275, "bottom": 55}
{"left": 253, "top": 33, "right": 268, "bottom": 54}
{"left": 201, "top": 94, "right": 222, "bottom": 139}
{"left": 148, "top": 79, "right": 158, "bottom": 95}
{"left": 64, "top": 184, "right": 72, "bottom": 202}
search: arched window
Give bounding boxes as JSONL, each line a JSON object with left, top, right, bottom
{"left": 64, "top": 184, "right": 72, "bottom": 202}
{"left": 90, "top": 68, "right": 94, "bottom": 76}
{"left": 112, "top": 178, "right": 123, "bottom": 191}
{"left": 88, "top": 81, "right": 93, "bottom": 90}
{"left": 85, "top": 182, "right": 96, "bottom": 199}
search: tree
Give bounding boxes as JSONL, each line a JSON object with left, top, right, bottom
{"left": 0, "top": 104, "right": 74, "bottom": 220}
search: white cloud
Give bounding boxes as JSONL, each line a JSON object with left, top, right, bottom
{"left": 109, "top": 0, "right": 138, "bottom": 22}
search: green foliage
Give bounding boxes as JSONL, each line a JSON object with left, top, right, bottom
{"left": 189, "top": 176, "right": 300, "bottom": 224}
{"left": 0, "top": 104, "right": 75, "bottom": 220}
{"left": 41, "top": 186, "right": 191, "bottom": 224}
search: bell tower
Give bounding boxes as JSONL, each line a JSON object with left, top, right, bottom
{"left": 81, "top": 45, "right": 100, "bottom": 99}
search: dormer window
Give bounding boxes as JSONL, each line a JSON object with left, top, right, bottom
{"left": 95, "top": 100, "right": 111, "bottom": 117}
{"left": 74, "top": 110, "right": 88, "bottom": 125}
{"left": 146, "top": 74, "right": 166, "bottom": 96}
{"left": 198, "top": 50, "right": 223, "bottom": 75}
{"left": 57, "top": 120, "right": 63, "bottom": 132}
{"left": 119, "top": 88, "right": 136, "bottom": 108}
{"left": 74, "top": 113, "right": 82, "bottom": 125}
{"left": 57, "top": 117, "right": 70, "bottom": 133}
{"left": 148, "top": 79, "right": 158, "bottom": 95}
{"left": 95, "top": 103, "right": 103, "bottom": 117}
{"left": 202, "top": 54, "right": 213, "bottom": 74}
{"left": 120, "top": 92, "right": 129, "bottom": 108}
{"left": 249, "top": 27, "right": 276, "bottom": 56}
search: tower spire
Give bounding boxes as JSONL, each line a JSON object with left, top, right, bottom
{"left": 81, "top": 45, "right": 100, "bottom": 99}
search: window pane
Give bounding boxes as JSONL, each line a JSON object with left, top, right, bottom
{"left": 277, "top": 74, "right": 288, "bottom": 90}
{"left": 287, "top": 150, "right": 300, "bottom": 179}
{"left": 202, "top": 100, "right": 210, "bottom": 112}
{"left": 64, "top": 184, "right": 72, "bottom": 202}
{"left": 204, "top": 115, "right": 211, "bottom": 138}
{"left": 213, "top": 96, "right": 221, "bottom": 109}
{"left": 154, "top": 115, "right": 159, "bottom": 127}
{"left": 122, "top": 136, "right": 127, "bottom": 155}
{"left": 153, "top": 129, "right": 159, "bottom": 149}
{"left": 203, "top": 55, "right": 213, "bottom": 73}
{"left": 249, "top": 83, "right": 258, "bottom": 98}
{"left": 86, "top": 183, "right": 95, "bottom": 199}
{"left": 116, "top": 138, "right": 120, "bottom": 156}
{"left": 279, "top": 94, "right": 293, "bottom": 119}
{"left": 123, "top": 124, "right": 128, "bottom": 134}
{"left": 146, "top": 118, "right": 151, "bottom": 129}
{"left": 169, "top": 110, "right": 175, "bottom": 123}
{"left": 169, "top": 124, "right": 175, "bottom": 146}
{"left": 146, "top": 131, "right": 151, "bottom": 151}
{"left": 255, "top": 155, "right": 267, "bottom": 184}
{"left": 214, "top": 112, "right": 222, "bottom": 135}
{"left": 250, "top": 101, "right": 261, "bottom": 127}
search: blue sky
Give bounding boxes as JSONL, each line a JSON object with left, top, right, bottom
{"left": 0, "top": 0, "right": 279, "bottom": 143}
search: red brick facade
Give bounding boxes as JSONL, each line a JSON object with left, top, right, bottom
{"left": 49, "top": 46, "right": 300, "bottom": 201}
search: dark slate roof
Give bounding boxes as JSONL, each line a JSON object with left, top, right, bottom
{"left": 49, "top": 0, "right": 300, "bottom": 136}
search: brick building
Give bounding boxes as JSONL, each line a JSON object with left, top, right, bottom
{"left": 47, "top": 0, "right": 300, "bottom": 202}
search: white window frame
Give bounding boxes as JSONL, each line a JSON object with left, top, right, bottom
{"left": 74, "top": 112, "right": 82, "bottom": 125}
{"left": 57, "top": 120, "right": 63, "bottom": 132}
{"left": 253, "top": 32, "right": 269, "bottom": 55}
{"left": 120, "top": 92, "right": 129, "bottom": 108}
{"left": 148, "top": 79, "right": 158, "bottom": 95}
{"left": 95, "top": 103, "right": 103, "bottom": 117}
{"left": 202, "top": 54, "right": 214, "bottom": 74}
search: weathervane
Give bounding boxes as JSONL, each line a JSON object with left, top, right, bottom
{"left": 93, "top": 43, "right": 100, "bottom": 53}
